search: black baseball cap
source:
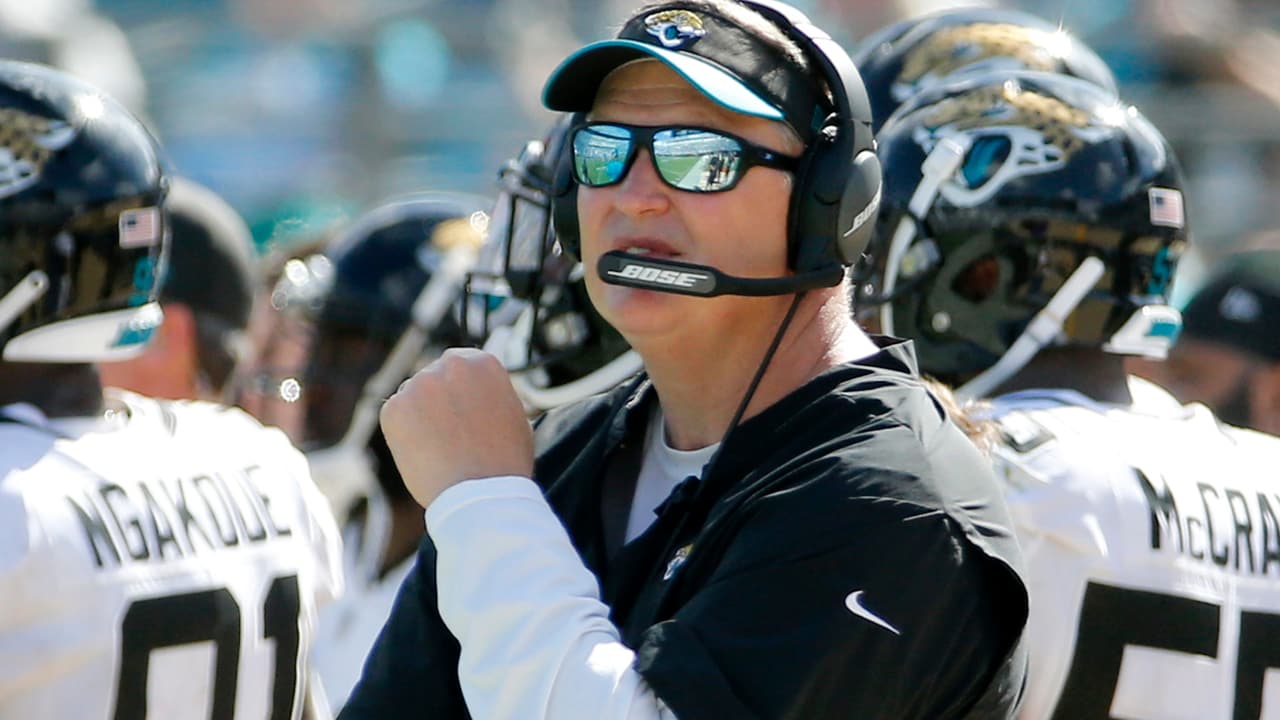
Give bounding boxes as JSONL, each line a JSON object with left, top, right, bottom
{"left": 542, "top": 3, "right": 826, "bottom": 142}
{"left": 1181, "top": 252, "right": 1280, "bottom": 362}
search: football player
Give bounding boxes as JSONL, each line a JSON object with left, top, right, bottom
{"left": 0, "top": 60, "right": 342, "bottom": 719}
{"left": 300, "top": 192, "right": 489, "bottom": 711}
{"left": 99, "top": 176, "right": 258, "bottom": 404}
{"left": 861, "top": 69, "right": 1280, "bottom": 718}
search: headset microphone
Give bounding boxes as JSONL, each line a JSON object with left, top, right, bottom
{"left": 597, "top": 251, "right": 843, "bottom": 298}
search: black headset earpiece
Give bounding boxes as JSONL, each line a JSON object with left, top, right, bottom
{"left": 551, "top": 112, "right": 584, "bottom": 261}
{"left": 740, "top": 0, "right": 880, "bottom": 273}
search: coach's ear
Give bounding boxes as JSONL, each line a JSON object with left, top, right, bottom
{"left": 1250, "top": 362, "right": 1280, "bottom": 437}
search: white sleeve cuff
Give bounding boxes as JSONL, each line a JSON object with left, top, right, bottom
{"left": 423, "top": 474, "right": 543, "bottom": 533}
{"left": 425, "top": 476, "right": 675, "bottom": 720}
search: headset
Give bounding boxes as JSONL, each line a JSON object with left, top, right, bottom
{"left": 550, "top": 0, "right": 882, "bottom": 297}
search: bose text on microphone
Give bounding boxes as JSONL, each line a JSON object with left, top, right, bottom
{"left": 598, "top": 251, "right": 844, "bottom": 298}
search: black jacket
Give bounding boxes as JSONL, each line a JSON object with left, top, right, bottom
{"left": 340, "top": 339, "right": 1029, "bottom": 719}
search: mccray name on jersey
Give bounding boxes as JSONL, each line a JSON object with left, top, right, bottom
{"left": 67, "top": 465, "right": 292, "bottom": 568}
{"left": 1136, "top": 468, "right": 1280, "bottom": 577}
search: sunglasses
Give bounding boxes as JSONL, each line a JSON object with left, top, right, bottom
{"left": 570, "top": 122, "right": 799, "bottom": 193}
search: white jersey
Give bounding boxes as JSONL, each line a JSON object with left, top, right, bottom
{"left": 0, "top": 390, "right": 343, "bottom": 720}
{"left": 987, "top": 378, "right": 1280, "bottom": 720}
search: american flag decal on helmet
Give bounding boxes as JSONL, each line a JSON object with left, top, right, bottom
{"left": 119, "top": 207, "right": 162, "bottom": 248}
{"left": 1148, "top": 187, "right": 1184, "bottom": 229}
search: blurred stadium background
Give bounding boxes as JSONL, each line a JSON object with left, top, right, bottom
{"left": 5, "top": 0, "right": 1278, "bottom": 303}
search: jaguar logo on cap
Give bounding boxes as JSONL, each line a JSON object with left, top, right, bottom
{"left": 644, "top": 9, "right": 707, "bottom": 49}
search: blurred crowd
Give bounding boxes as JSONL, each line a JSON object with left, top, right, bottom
{"left": 3, "top": 0, "right": 1280, "bottom": 281}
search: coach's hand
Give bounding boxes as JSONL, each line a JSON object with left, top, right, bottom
{"left": 380, "top": 348, "right": 534, "bottom": 509}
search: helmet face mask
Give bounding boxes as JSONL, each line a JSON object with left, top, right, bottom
{"left": 1, "top": 61, "right": 169, "bottom": 363}
{"left": 462, "top": 119, "right": 577, "bottom": 342}
{"left": 860, "top": 72, "right": 1188, "bottom": 387}
{"left": 463, "top": 117, "right": 643, "bottom": 412}
{"left": 483, "top": 141, "right": 564, "bottom": 301}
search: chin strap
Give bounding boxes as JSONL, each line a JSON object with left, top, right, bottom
{"left": 879, "top": 135, "right": 971, "bottom": 335}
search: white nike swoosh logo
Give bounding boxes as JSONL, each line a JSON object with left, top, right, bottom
{"left": 845, "top": 590, "right": 901, "bottom": 635}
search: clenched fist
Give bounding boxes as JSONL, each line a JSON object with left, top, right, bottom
{"left": 379, "top": 348, "right": 535, "bottom": 509}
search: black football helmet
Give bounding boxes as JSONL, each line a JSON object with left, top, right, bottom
{"left": 853, "top": 7, "right": 1117, "bottom": 132}
{"left": 297, "top": 192, "right": 490, "bottom": 519}
{"left": 856, "top": 71, "right": 1187, "bottom": 398}
{"left": 0, "top": 60, "right": 168, "bottom": 363}
{"left": 461, "top": 116, "right": 640, "bottom": 412}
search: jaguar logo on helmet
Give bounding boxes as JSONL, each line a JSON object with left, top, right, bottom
{"left": 0, "top": 108, "right": 77, "bottom": 200}
{"left": 894, "top": 23, "right": 1063, "bottom": 103}
{"left": 912, "top": 82, "right": 1109, "bottom": 208}
{"left": 644, "top": 10, "right": 707, "bottom": 49}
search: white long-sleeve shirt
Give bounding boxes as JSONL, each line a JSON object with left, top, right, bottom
{"left": 427, "top": 476, "right": 677, "bottom": 720}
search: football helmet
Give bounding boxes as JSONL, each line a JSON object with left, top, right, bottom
{"left": 298, "top": 192, "right": 490, "bottom": 521}
{"left": 856, "top": 71, "right": 1187, "bottom": 399}
{"left": 462, "top": 116, "right": 641, "bottom": 412}
{"left": 0, "top": 60, "right": 168, "bottom": 363}
{"left": 853, "top": 7, "right": 1117, "bottom": 132}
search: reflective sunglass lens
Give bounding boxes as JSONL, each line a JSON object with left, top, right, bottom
{"left": 652, "top": 129, "right": 743, "bottom": 192}
{"left": 572, "top": 124, "right": 755, "bottom": 192}
{"left": 573, "top": 126, "right": 632, "bottom": 187}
